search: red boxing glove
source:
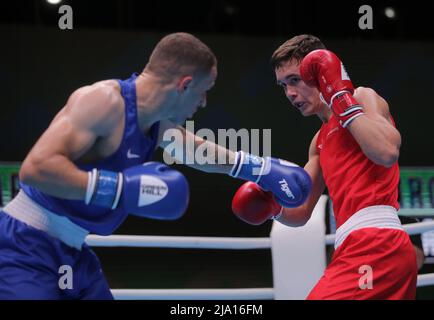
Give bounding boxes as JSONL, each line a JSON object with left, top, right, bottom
{"left": 231, "top": 182, "right": 283, "bottom": 225}
{"left": 300, "top": 49, "right": 365, "bottom": 128}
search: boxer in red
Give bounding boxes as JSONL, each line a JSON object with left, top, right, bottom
{"left": 232, "top": 35, "right": 417, "bottom": 299}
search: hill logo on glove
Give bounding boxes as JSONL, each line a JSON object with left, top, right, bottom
{"left": 138, "top": 175, "right": 169, "bottom": 206}
{"left": 279, "top": 179, "right": 295, "bottom": 200}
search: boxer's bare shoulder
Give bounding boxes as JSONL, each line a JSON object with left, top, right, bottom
{"left": 354, "top": 86, "right": 391, "bottom": 120}
{"left": 38, "top": 80, "right": 126, "bottom": 163}
{"left": 63, "top": 80, "right": 124, "bottom": 129}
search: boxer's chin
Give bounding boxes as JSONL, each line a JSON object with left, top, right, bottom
{"left": 299, "top": 104, "right": 312, "bottom": 116}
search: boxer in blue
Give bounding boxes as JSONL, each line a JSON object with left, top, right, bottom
{"left": 0, "top": 32, "right": 312, "bottom": 299}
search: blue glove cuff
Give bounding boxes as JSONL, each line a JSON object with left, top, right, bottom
{"left": 86, "top": 169, "right": 122, "bottom": 209}
{"left": 230, "top": 151, "right": 266, "bottom": 183}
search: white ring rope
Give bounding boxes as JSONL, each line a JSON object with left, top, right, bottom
{"left": 111, "top": 288, "right": 274, "bottom": 300}
{"left": 86, "top": 221, "right": 434, "bottom": 248}
{"left": 86, "top": 235, "right": 271, "bottom": 249}
{"left": 417, "top": 273, "right": 434, "bottom": 287}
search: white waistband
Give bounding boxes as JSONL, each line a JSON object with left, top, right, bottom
{"left": 334, "top": 205, "right": 403, "bottom": 249}
{"left": 3, "top": 190, "right": 89, "bottom": 250}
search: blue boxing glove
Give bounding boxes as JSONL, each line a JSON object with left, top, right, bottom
{"left": 229, "top": 151, "right": 311, "bottom": 208}
{"left": 85, "top": 162, "right": 189, "bottom": 220}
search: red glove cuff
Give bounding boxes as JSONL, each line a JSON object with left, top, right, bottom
{"left": 331, "top": 92, "right": 365, "bottom": 128}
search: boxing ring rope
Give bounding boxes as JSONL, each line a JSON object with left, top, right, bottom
{"left": 86, "top": 235, "right": 271, "bottom": 249}
{"left": 111, "top": 288, "right": 275, "bottom": 300}
{"left": 87, "top": 220, "right": 434, "bottom": 249}
{"left": 86, "top": 218, "right": 434, "bottom": 300}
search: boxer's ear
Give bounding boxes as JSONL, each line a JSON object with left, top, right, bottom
{"left": 178, "top": 76, "right": 193, "bottom": 93}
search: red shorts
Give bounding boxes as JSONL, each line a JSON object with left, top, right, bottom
{"left": 307, "top": 228, "right": 418, "bottom": 300}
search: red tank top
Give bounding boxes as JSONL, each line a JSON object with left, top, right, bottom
{"left": 316, "top": 114, "right": 400, "bottom": 228}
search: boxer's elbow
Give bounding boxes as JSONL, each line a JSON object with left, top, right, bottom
{"left": 278, "top": 207, "right": 312, "bottom": 227}
{"left": 284, "top": 218, "right": 310, "bottom": 228}
{"left": 363, "top": 127, "right": 401, "bottom": 168}
{"left": 371, "top": 145, "right": 399, "bottom": 168}
{"left": 19, "top": 163, "right": 36, "bottom": 185}
{"left": 382, "top": 148, "right": 399, "bottom": 168}
{"left": 19, "top": 156, "right": 46, "bottom": 186}
{"left": 366, "top": 137, "right": 400, "bottom": 168}
{"left": 382, "top": 130, "right": 401, "bottom": 167}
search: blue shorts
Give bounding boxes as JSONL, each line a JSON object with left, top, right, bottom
{"left": 0, "top": 211, "right": 113, "bottom": 300}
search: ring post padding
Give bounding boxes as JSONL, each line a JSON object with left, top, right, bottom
{"left": 270, "top": 195, "right": 328, "bottom": 299}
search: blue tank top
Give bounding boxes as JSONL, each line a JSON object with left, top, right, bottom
{"left": 20, "top": 73, "right": 160, "bottom": 235}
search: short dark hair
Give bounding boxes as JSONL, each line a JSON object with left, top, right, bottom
{"left": 270, "top": 34, "right": 326, "bottom": 69}
{"left": 146, "top": 32, "right": 217, "bottom": 78}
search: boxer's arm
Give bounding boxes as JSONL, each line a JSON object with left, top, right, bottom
{"left": 275, "top": 131, "right": 326, "bottom": 227}
{"left": 19, "top": 86, "right": 122, "bottom": 200}
{"left": 158, "top": 120, "right": 235, "bottom": 174}
{"left": 346, "top": 87, "right": 401, "bottom": 167}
